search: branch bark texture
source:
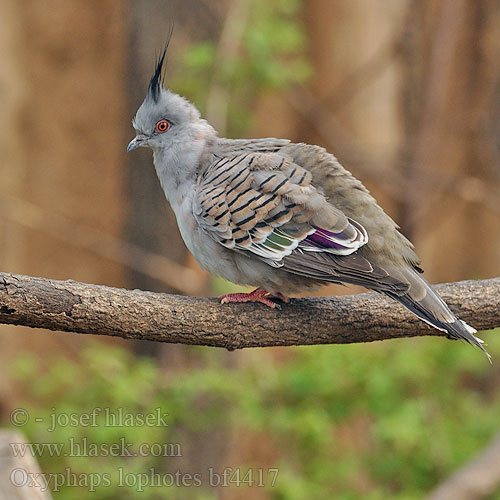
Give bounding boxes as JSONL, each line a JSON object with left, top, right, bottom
{"left": 0, "top": 272, "right": 498, "bottom": 350}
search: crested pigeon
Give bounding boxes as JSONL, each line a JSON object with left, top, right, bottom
{"left": 127, "top": 42, "right": 487, "bottom": 357}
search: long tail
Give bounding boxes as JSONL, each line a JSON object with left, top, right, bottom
{"left": 384, "top": 267, "right": 490, "bottom": 361}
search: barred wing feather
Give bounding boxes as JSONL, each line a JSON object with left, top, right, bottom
{"left": 194, "top": 152, "right": 367, "bottom": 266}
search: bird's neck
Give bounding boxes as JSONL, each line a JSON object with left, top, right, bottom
{"left": 153, "top": 147, "right": 198, "bottom": 207}
{"left": 152, "top": 126, "right": 215, "bottom": 210}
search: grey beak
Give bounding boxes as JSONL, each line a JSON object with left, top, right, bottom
{"left": 127, "top": 135, "right": 147, "bottom": 152}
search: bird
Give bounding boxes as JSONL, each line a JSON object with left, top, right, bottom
{"left": 127, "top": 39, "right": 488, "bottom": 358}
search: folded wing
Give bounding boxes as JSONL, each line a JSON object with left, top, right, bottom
{"left": 194, "top": 152, "right": 406, "bottom": 294}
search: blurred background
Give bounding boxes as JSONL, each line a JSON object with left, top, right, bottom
{"left": 0, "top": 0, "right": 499, "bottom": 498}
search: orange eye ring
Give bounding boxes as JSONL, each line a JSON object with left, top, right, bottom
{"left": 155, "top": 120, "right": 170, "bottom": 133}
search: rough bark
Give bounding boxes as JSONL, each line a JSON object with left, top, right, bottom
{"left": 0, "top": 272, "right": 498, "bottom": 351}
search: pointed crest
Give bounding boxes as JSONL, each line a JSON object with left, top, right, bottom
{"left": 147, "top": 21, "right": 174, "bottom": 103}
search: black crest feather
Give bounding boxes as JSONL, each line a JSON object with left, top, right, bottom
{"left": 147, "top": 22, "right": 174, "bottom": 103}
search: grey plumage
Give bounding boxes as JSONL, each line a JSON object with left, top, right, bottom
{"left": 127, "top": 43, "right": 488, "bottom": 358}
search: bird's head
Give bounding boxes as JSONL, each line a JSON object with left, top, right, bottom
{"left": 127, "top": 33, "right": 213, "bottom": 154}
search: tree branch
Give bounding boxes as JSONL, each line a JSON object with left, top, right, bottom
{"left": 425, "top": 431, "right": 500, "bottom": 500}
{"left": 0, "top": 272, "right": 498, "bottom": 350}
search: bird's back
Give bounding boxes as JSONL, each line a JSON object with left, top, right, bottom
{"left": 210, "top": 138, "right": 487, "bottom": 357}
{"left": 215, "top": 138, "right": 419, "bottom": 267}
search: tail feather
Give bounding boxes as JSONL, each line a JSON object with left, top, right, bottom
{"left": 384, "top": 267, "right": 490, "bottom": 361}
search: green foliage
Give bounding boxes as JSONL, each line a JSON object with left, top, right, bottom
{"left": 5, "top": 330, "right": 500, "bottom": 499}
{"left": 172, "top": 0, "right": 310, "bottom": 136}
{"left": 210, "top": 276, "right": 251, "bottom": 295}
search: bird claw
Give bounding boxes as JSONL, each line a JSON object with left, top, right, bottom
{"left": 219, "top": 288, "right": 288, "bottom": 309}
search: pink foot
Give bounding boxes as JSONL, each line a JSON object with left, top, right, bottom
{"left": 219, "top": 288, "right": 287, "bottom": 309}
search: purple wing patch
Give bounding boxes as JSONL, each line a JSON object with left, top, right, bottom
{"left": 301, "top": 219, "right": 368, "bottom": 256}
{"left": 305, "top": 229, "right": 346, "bottom": 250}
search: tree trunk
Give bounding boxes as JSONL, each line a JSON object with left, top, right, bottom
{"left": 0, "top": 0, "right": 126, "bottom": 399}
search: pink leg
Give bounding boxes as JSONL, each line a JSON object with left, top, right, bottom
{"left": 219, "top": 288, "right": 286, "bottom": 309}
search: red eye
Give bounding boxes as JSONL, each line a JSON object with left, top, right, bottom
{"left": 155, "top": 120, "right": 170, "bottom": 133}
